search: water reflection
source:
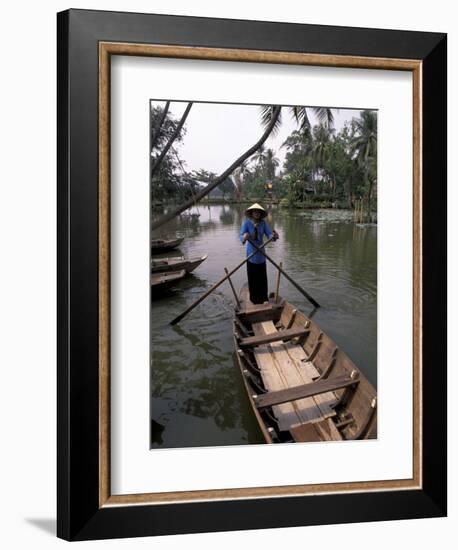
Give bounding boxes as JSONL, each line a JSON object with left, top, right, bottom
{"left": 151, "top": 205, "right": 377, "bottom": 448}
{"left": 219, "top": 206, "right": 235, "bottom": 225}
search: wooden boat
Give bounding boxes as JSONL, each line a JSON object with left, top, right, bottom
{"left": 151, "top": 269, "right": 186, "bottom": 291}
{"left": 151, "top": 254, "right": 207, "bottom": 274}
{"left": 151, "top": 237, "right": 184, "bottom": 254}
{"left": 233, "top": 287, "right": 377, "bottom": 443}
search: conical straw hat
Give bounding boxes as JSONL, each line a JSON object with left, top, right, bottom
{"left": 245, "top": 203, "right": 267, "bottom": 218}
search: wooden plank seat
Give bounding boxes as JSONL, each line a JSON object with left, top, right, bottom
{"left": 250, "top": 320, "right": 337, "bottom": 432}
{"left": 238, "top": 328, "right": 310, "bottom": 348}
{"left": 237, "top": 303, "right": 283, "bottom": 324}
{"left": 253, "top": 374, "right": 359, "bottom": 409}
{"left": 290, "top": 418, "right": 343, "bottom": 442}
{"left": 237, "top": 302, "right": 281, "bottom": 314}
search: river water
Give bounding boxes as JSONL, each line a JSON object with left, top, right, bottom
{"left": 151, "top": 205, "right": 377, "bottom": 449}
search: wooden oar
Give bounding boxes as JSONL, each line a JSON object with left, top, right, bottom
{"left": 275, "top": 261, "right": 282, "bottom": 303}
{"left": 170, "top": 236, "right": 275, "bottom": 325}
{"left": 247, "top": 239, "right": 320, "bottom": 308}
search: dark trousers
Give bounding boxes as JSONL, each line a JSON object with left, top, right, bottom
{"left": 247, "top": 261, "right": 268, "bottom": 304}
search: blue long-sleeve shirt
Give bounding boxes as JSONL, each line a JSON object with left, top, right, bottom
{"left": 239, "top": 218, "right": 273, "bottom": 264}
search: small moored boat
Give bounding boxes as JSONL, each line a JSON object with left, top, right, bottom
{"left": 151, "top": 269, "right": 186, "bottom": 292}
{"left": 233, "top": 287, "right": 377, "bottom": 443}
{"left": 151, "top": 237, "right": 184, "bottom": 254}
{"left": 151, "top": 254, "right": 208, "bottom": 274}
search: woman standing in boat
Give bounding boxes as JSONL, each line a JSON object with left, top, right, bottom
{"left": 240, "top": 203, "right": 278, "bottom": 304}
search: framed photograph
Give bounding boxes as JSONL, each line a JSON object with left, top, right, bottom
{"left": 57, "top": 9, "right": 447, "bottom": 541}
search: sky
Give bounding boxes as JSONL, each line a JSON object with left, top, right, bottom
{"left": 150, "top": 100, "right": 368, "bottom": 175}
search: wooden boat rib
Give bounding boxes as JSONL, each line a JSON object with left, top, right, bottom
{"left": 151, "top": 254, "right": 208, "bottom": 274}
{"left": 150, "top": 237, "right": 184, "bottom": 254}
{"left": 151, "top": 269, "right": 186, "bottom": 290}
{"left": 233, "top": 287, "right": 377, "bottom": 443}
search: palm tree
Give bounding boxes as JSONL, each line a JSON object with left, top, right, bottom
{"left": 151, "top": 104, "right": 335, "bottom": 231}
{"left": 252, "top": 146, "right": 279, "bottom": 181}
{"left": 264, "top": 148, "right": 279, "bottom": 181}
{"left": 151, "top": 102, "right": 193, "bottom": 178}
{"left": 313, "top": 125, "right": 333, "bottom": 166}
{"left": 352, "top": 111, "right": 377, "bottom": 221}
{"left": 151, "top": 105, "right": 282, "bottom": 230}
{"left": 260, "top": 105, "right": 334, "bottom": 137}
{"left": 232, "top": 162, "right": 247, "bottom": 202}
{"left": 150, "top": 100, "right": 170, "bottom": 150}
{"left": 292, "top": 106, "right": 335, "bottom": 131}
{"left": 312, "top": 124, "right": 335, "bottom": 193}
{"left": 253, "top": 144, "right": 268, "bottom": 167}
{"left": 352, "top": 110, "right": 377, "bottom": 164}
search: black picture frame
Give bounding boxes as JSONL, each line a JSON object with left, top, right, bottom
{"left": 57, "top": 8, "right": 447, "bottom": 541}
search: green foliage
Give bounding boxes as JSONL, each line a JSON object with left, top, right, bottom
{"left": 278, "top": 111, "right": 377, "bottom": 215}
{"left": 234, "top": 145, "right": 282, "bottom": 201}
{"left": 150, "top": 105, "right": 195, "bottom": 203}
{"left": 150, "top": 101, "right": 377, "bottom": 222}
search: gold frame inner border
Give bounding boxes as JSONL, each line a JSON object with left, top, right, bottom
{"left": 98, "top": 41, "right": 422, "bottom": 507}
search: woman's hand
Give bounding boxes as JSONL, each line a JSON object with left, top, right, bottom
{"left": 242, "top": 232, "right": 249, "bottom": 243}
{"left": 272, "top": 230, "right": 279, "bottom": 241}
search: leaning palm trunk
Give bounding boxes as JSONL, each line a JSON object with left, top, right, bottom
{"left": 151, "top": 105, "right": 281, "bottom": 230}
{"left": 150, "top": 101, "right": 170, "bottom": 151}
{"left": 151, "top": 102, "right": 193, "bottom": 179}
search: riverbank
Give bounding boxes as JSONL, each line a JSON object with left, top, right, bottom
{"left": 152, "top": 198, "right": 274, "bottom": 207}
{"left": 152, "top": 198, "right": 377, "bottom": 223}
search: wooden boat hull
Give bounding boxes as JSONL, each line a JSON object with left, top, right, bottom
{"left": 233, "top": 288, "right": 377, "bottom": 444}
{"left": 150, "top": 237, "right": 184, "bottom": 254}
{"left": 151, "top": 269, "right": 186, "bottom": 292}
{"left": 151, "top": 254, "right": 207, "bottom": 274}
{"left": 233, "top": 334, "right": 274, "bottom": 444}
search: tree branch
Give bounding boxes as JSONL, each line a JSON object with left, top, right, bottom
{"left": 150, "top": 102, "right": 193, "bottom": 178}
{"left": 150, "top": 100, "right": 170, "bottom": 151}
{"left": 151, "top": 105, "right": 281, "bottom": 231}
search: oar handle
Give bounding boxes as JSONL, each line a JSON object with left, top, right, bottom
{"left": 247, "top": 238, "right": 320, "bottom": 309}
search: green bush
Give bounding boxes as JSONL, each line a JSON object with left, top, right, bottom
{"left": 279, "top": 198, "right": 292, "bottom": 208}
